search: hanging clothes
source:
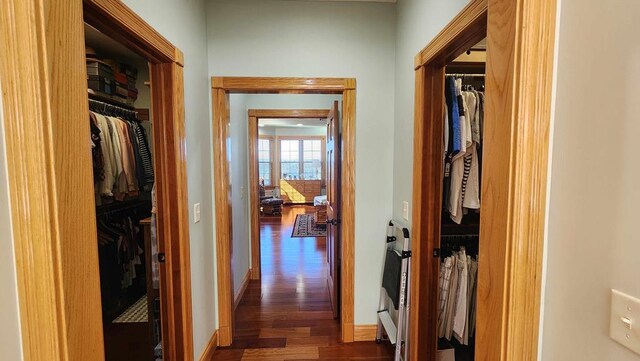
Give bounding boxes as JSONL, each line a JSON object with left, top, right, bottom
{"left": 133, "top": 121, "right": 154, "bottom": 189}
{"left": 448, "top": 79, "right": 467, "bottom": 224}
{"left": 452, "top": 249, "right": 468, "bottom": 343}
{"left": 437, "top": 250, "right": 479, "bottom": 346}
{"left": 96, "top": 205, "right": 149, "bottom": 321}
{"left": 94, "top": 113, "right": 117, "bottom": 197}
{"left": 151, "top": 184, "right": 160, "bottom": 289}
{"left": 443, "top": 75, "right": 485, "bottom": 224}
{"left": 438, "top": 256, "right": 455, "bottom": 338}
{"left": 443, "top": 255, "right": 458, "bottom": 340}
{"left": 90, "top": 109, "right": 154, "bottom": 202}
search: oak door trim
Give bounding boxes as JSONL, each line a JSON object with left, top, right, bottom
{"left": 248, "top": 115, "right": 261, "bottom": 280}
{"left": 0, "top": 1, "right": 70, "bottom": 359}
{"left": 213, "top": 78, "right": 356, "bottom": 346}
{"left": 83, "top": 0, "right": 183, "bottom": 64}
{"left": 149, "top": 62, "right": 194, "bottom": 361}
{"left": 248, "top": 109, "right": 330, "bottom": 119}
{"left": 212, "top": 88, "right": 234, "bottom": 347}
{"left": 248, "top": 109, "right": 331, "bottom": 281}
{"left": 212, "top": 77, "right": 354, "bottom": 94}
{"left": 413, "top": 0, "right": 488, "bottom": 69}
{"left": 0, "top": 0, "right": 194, "bottom": 360}
{"left": 410, "top": 0, "right": 557, "bottom": 360}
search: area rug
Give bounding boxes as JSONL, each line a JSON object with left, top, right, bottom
{"left": 292, "top": 214, "right": 327, "bottom": 237}
{"left": 113, "top": 296, "right": 148, "bottom": 323}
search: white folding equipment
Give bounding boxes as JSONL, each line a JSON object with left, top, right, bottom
{"left": 376, "top": 220, "right": 411, "bottom": 361}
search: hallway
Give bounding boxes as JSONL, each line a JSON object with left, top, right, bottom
{"left": 213, "top": 206, "right": 393, "bottom": 360}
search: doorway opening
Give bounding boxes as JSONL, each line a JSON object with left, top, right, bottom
{"left": 84, "top": 23, "right": 161, "bottom": 361}
{"left": 228, "top": 107, "right": 342, "bottom": 354}
{"left": 249, "top": 109, "right": 332, "bottom": 280}
{"left": 211, "top": 78, "right": 357, "bottom": 348}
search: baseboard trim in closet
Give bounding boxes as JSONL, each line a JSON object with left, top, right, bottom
{"left": 234, "top": 269, "right": 251, "bottom": 310}
{"left": 354, "top": 324, "right": 378, "bottom": 341}
{"left": 198, "top": 330, "right": 218, "bottom": 361}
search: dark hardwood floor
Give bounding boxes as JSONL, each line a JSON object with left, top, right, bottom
{"left": 213, "top": 205, "right": 393, "bottom": 360}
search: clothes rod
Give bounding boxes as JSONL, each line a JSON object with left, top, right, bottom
{"left": 446, "top": 73, "right": 486, "bottom": 77}
{"left": 441, "top": 234, "right": 479, "bottom": 239}
{"left": 89, "top": 99, "right": 138, "bottom": 118}
{"left": 96, "top": 199, "right": 150, "bottom": 216}
{"left": 88, "top": 90, "right": 136, "bottom": 111}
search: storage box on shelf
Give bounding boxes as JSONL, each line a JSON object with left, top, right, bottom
{"left": 86, "top": 53, "right": 140, "bottom": 106}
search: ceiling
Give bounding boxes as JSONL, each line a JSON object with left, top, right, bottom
{"left": 259, "top": 118, "right": 326, "bottom": 128}
{"left": 302, "top": 0, "right": 396, "bottom": 2}
{"left": 84, "top": 23, "right": 144, "bottom": 63}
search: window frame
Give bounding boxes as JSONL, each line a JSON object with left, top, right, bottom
{"left": 277, "top": 135, "right": 326, "bottom": 182}
{"left": 258, "top": 135, "right": 275, "bottom": 187}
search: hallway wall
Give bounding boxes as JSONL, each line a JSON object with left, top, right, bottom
{"left": 0, "top": 85, "right": 24, "bottom": 361}
{"left": 391, "top": 0, "right": 470, "bottom": 225}
{"left": 118, "top": 0, "right": 215, "bottom": 358}
{"left": 207, "top": 0, "right": 396, "bottom": 325}
{"left": 541, "top": 0, "right": 640, "bottom": 359}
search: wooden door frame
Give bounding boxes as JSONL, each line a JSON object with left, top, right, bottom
{"left": 410, "top": 0, "right": 557, "bottom": 360}
{"left": 212, "top": 77, "right": 356, "bottom": 346}
{"left": 248, "top": 109, "right": 330, "bottom": 281}
{"left": 0, "top": 0, "right": 194, "bottom": 360}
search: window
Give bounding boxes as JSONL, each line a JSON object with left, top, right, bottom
{"left": 258, "top": 138, "right": 273, "bottom": 186}
{"left": 303, "top": 140, "right": 323, "bottom": 180}
{"left": 280, "top": 140, "right": 300, "bottom": 180}
{"left": 279, "top": 138, "right": 324, "bottom": 180}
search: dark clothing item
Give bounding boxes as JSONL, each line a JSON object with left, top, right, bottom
{"left": 382, "top": 249, "right": 403, "bottom": 310}
{"left": 443, "top": 77, "right": 459, "bottom": 211}
{"left": 444, "top": 77, "right": 458, "bottom": 156}
{"left": 90, "top": 112, "right": 105, "bottom": 182}
{"left": 133, "top": 123, "right": 154, "bottom": 188}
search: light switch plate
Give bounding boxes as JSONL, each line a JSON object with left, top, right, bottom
{"left": 402, "top": 201, "right": 409, "bottom": 221}
{"left": 610, "top": 289, "right": 640, "bottom": 355}
{"left": 193, "top": 203, "right": 201, "bottom": 224}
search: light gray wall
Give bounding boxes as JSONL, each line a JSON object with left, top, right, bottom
{"left": 263, "top": 127, "right": 326, "bottom": 137}
{"left": 228, "top": 94, "right": 340, "bottom": 296}
{"left": 208, "top": 0, "right": 396, "bottom": 325}
{"left": 119, "top": 0, "right": 215, "bottom": 358}
{"left": 258, "top": 127, "right": 276, "bottom": 136}
{"left": 540, "top": 0, "right": 640, "bottom": 359}
{"left": 132, "top": 58, "right": 151, "bottom": 109}
{"left": 0, "top": 86, "right": 24, "bottom": 360}
{"left": 392, "top": 0, "right": 470, "bottom": 222}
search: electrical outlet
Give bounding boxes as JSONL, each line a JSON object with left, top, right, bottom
{"left": 241, "top": 186, "right": 245, "bottom": 200}
{"left": 193, "top": 203, "right": 201, "bottom": 224}
{"left": 403, "top": 201, "right": 409, "bottom": 221}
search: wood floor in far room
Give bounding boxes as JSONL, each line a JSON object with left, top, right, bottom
{"left": 212, "top": 205, "right": 393, "bottom": 360}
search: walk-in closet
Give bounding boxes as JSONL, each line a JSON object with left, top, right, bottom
{"left": 436, "top": 39, "right": 486, "bottom": 361}
{"left": 85, "top": 23, "right": 162, "bottom": 361}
